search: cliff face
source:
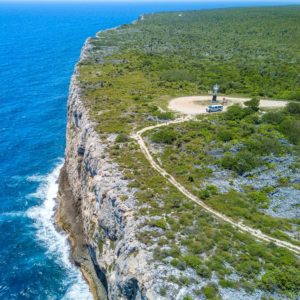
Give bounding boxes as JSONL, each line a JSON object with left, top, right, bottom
{"left": 61, "top": 55, "right": 158, "bottom": 300}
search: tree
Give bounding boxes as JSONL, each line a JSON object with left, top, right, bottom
{"left": 261, "top": 111, "right": 285, "bottom": 124}
{"left": 151, "top": 129, "right": 177, "bottom": 144}
{"left": 225, "top": 104, "right": 246, "bottom": 120}
{"left": 279, "top": 119, "right": 300, "bottom": 144}
{"left": 244, "top": 97, "right": 260, "bottom": 112}
{"left": 285, "top": 102, "right": 300, "bottom": 115}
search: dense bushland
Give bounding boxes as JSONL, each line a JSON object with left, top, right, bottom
{"left": 78, "top": 6, "right": 300, "bottom": 298}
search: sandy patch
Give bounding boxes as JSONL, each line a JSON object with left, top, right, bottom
{"left": 168, "top": 95, "right": 288, "bottom": 115}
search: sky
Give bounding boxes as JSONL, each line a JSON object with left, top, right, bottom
{"left": 1, "top": 0, "right": 300, "bottom": 2}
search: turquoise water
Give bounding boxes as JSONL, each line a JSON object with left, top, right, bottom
{"left": 0, "top": 2, "right": 294, "bottom": 299}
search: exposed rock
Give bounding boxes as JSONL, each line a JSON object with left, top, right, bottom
{"left": 62, "top": 70, "right": 158, "bottom": 299}
{"left": 205, "top": 154, "right": 300, "bottom": 220}
{"left": 265, "top": 187, "right": 300, "bottom": 219}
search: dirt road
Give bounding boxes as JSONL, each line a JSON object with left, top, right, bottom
{"left": 132, "top": 98, "right": 300, "bottom": 255}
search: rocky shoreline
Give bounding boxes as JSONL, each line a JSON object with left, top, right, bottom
{"left": 56, "top": 36, "right": 158, "bottom": 298}
{"left": 56, "top": 39, "right": 109, "bottom": 300}
{"left": 57, "top": 164, "right": 107, "bottom": 300}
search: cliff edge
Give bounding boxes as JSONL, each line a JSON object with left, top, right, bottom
{"left": 58, "top": 41, "right": 160, "bottom": 300}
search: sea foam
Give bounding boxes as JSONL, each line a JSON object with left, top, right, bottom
{"left": 26, "top": 161, "right": 92, "bottom": 300}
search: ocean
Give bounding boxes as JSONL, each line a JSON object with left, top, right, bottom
{"left": 0, "top": 2, "right": 294, "bottom": 299}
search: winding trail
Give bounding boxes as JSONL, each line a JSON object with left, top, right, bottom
{"left": 132, "top": 99, "right": 300, "bottom": 255}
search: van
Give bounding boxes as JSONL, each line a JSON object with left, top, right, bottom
{"left": 206, "top": 105, "right": 223, "bottom": 113}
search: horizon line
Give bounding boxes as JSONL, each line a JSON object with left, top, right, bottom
{"left": 1, "top": 0, "right": 300, "bottom": 2}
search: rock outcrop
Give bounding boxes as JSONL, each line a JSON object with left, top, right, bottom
{"left": 59, "top": 42, "right": 157, "bottom": 300}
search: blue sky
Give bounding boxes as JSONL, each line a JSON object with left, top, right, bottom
{"left": 1, "top": 0, "right": 300, "bottom": 2}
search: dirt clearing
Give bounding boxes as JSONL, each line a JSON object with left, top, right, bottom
{"left": 168, "top": 95, "right": 288, "bottom": 115}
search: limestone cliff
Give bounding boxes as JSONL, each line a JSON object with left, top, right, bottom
{"left": 59, "top": 41, "right": 159, "bottom": 300}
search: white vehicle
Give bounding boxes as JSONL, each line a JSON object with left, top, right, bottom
{"left": 206, "top": 105, "right": 223, "bottom": 113}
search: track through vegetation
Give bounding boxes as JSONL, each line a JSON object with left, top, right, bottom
{"left": 132, "top": 101, "right": 300, "bottom": 255}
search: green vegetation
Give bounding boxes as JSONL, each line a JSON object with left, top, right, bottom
{"left": 244, "top": 97, "right": 260, "bottom": 112}
{"left": 77, "top": 5, "right": 300, "bottom": 298}
{"left": 202, "top": 283, "right": 220, "bottom": 299}
{"left": 146, "top": 104, "right": 300, "bottom": 245}
{"left": 151, "top": 128, "right": 177, "bottom": 144}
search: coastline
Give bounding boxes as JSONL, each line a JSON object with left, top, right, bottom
{"left": 54, "top": 17, "right": 143, "bottom": 299}
{"left": 56, "top": 164, "right": 107, "bottom": 300}
{"left": 53, "top": 6, "right": 300, "bottom": 300}
{"left": 55, "top": 24, "right": 115, "bottom": 299}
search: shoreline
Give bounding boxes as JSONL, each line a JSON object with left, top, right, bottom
{"left": 56, "top": 164, "right": 107, "bottom": 300}
{"left": 54, "top": 16, "right": 144, "bottom": 299}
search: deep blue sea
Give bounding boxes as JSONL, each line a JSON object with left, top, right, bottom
{"left": 0, "top": 1, "right": 296, "bottom": 299}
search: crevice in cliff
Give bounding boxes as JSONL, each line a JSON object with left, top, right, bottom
{"left": 118, "top": 277, "right": 147, "bottom": 300}
{"left": 88, "top": 245, "right": 109, "bottom": 294}
{"left": 57, "top": 165, "right": 108, "bottom": 300}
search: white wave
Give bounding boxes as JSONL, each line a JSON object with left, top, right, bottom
{"left": 26, "top": 174, "right": 45, "bottom": 182}
{"left": 26, "top": 160, "right": 92, "bottom": 300}
{"left": 63, "top": 282, "right": 94, "bottom": 300}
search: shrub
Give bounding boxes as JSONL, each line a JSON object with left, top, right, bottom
{"left": 260, "top": 267, "right": 300, "bottom": 293}
{"left": 183, "top": 255, "right": 202, "bottom": 269}
{"left": 179, "top": 276, "right": 190, "bottom": 286}
{"left": 236, "top": 260, "right": 261, "bottom": 277}
{"left": 158, "top": 238, "right": 168, "bottom": 246}
{"left": 278, "top": 177, "right": 290, "bottom": 186}
{"left": 153, "top": 111, "right": 175, "bottom": 120}
{"left": 151, "top": 129, "right": 177, "bottom": 144}
{"left": 219, "top": 279, "right": 236, "bottom": 288}
{"left": 196, "top": 265, "right": 211, "bottom": 278}
{"left": 189, "top": 241, "right": 204, "bottom": 254}
{"left": 202, "top": 283, "right": 220, "bottom": 299}
{"left": 261, "top": 111, "right": 285, "bottom": 125}
{"left": 248, "top": 191, "right": 269, "bottom": 207}
{"left": 160, "top": 69, "right": 197, "bottom": 82}
{"left": 225, "top": 104, "right": 247, "bottom": 120}
{"left": 171, "top": 258, "right": 186, "bottom": 270}
{"left": 244, "top": 113, "right": 260, "bottom": 124}
{"left": 115, "top": 133, "right": 129, "bottom": 143}
{"left": 285, "top": 102, "right": 300, "bottom": 115}
{"left": 159, "top": 287, "right": 167, "bottom": 296}
{"left": 168, "top": 245, "right": 181, "bottom": 258}
{"left": 206, "top": 185, "right": 218, "bottom": 195}
{"left": 199, "top": 189, "right": 211, "bottom": 199}
{"left": 199, "top": 185, "right": 218, "bottom": 199}
{"left": 217, "top": 128, "right": 234, "bottom": 142}
{"left": 153, "top": 247, "right": 168, "bottom": 260}
{"left": 244, "top": 97, "right": 260, "bottom": 112}
{"left": 179, "top": 214, "right": 193, "bottom": 226}
{"left": 244, "top": 136, "right": 284, "bottom": 156}
{"left": 219, "top": 150, "right": 261, "bottom": 175}
{"left": 98, "top": 239, "right": 104, "bottom": 253}
{"left": 150, "top": 218, "right": 167, "bottom": 229}
{"left": 165, "top": 230, "right": 175, "bottom": 239}
{"left": 288, "top": 90, "right": 300, "bottom": 101}
{"left": 279, "top": 119, "right": 300, "bottom": 144}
